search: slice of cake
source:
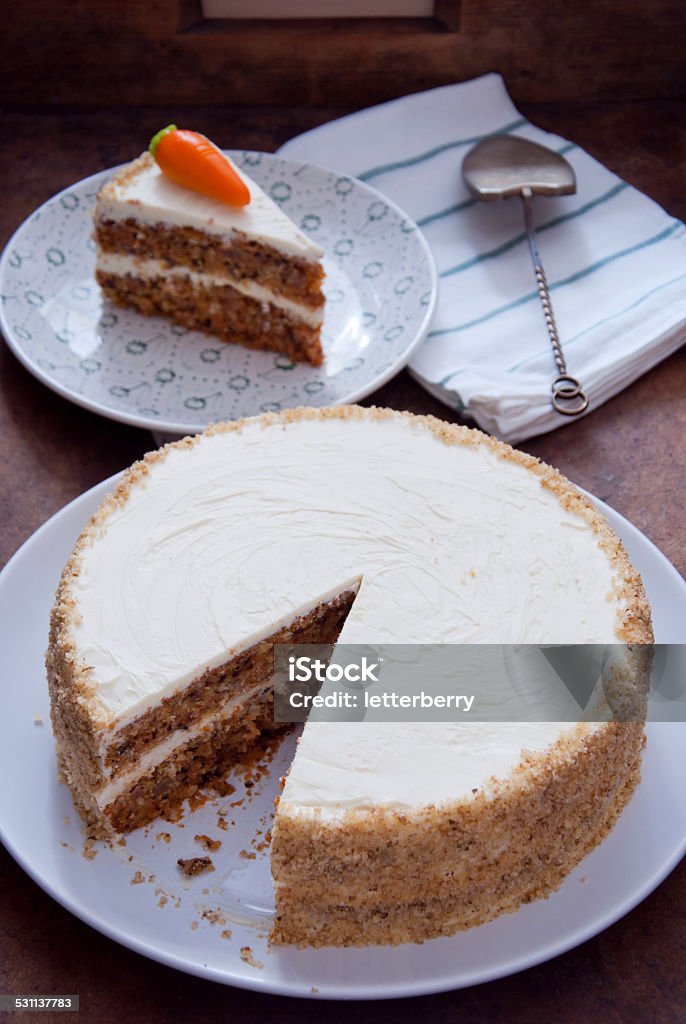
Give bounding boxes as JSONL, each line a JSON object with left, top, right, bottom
{"left": 93, "top": 139, "right": 326, "bottom": 366}
{"left": 46, "top": 406, "right": 653, "bottom": 947}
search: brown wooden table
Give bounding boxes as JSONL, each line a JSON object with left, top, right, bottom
{"left": 1, "top": 102, "right": 684, "bottom": 1022}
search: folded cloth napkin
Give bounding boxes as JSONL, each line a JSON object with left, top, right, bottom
{"left": 279, "top": 73, "right": 686, "bottom": 443}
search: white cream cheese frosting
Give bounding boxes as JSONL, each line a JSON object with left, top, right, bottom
{"left": 96, "top": 152, "right": 324, "bottom": 261}
{"left": 70, "top": 411, "right": 624, "bottom": 742}
{"left": 281, "top": 720, "right": 601, "bottom": 818}
{"left": 283, "top": 643, "right": 609, "bottom": 817}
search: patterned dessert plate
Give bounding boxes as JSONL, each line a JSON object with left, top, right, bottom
{"left": 0, "top": 153, "right": 437, "bottom": 434}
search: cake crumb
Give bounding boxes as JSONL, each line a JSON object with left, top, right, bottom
{"left": 221, "top": 929, "right": 232, "bottom": 941}
{"left": 33, "top": 714, "right": 44, "bottom": 725}
{"left": 201, "top": 907, "right": 227, "bottom": 926}
{"left": 131, "top": 870, "right": 146, "bottom": 885}
{"left": 191, "top": 920, "right": 199, "bottom": 931}
{"left": 177, "top": 856, "right": 215, "bottom": 876}
{"left": 156, "top": 831, "right": 172, "bottom": 844}
{"left": 311, "top": 987, "right": 319, "bottom": 994}
{"left": 63, "top": 816, "right": 71, "bottom": 826}
{"left": 82, "top": 838, "right": 98, "bottom": 861}
{"left": 253, "top": 828, "right": 272, "bottom": 853}
{"left": 195, "top": 833, "right": 222, "bottom": 852}
{"left": 217, "top": 816, "right": 229, "bottom": 831}
{"left": 240, "top": 946, "right": 263, "bottom": 969}
{"left": 154, "top": 886, "right": 181, "bottom": 909}
{"left": 239, "top": 849, "right": 256, "bottom": 861}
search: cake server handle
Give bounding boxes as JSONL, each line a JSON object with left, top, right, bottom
{"left": 520, "top": 188, "right": 589, "bottom": 417}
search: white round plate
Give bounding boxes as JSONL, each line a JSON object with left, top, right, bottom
{"left": 0, "top": 480, "right": 684, "bottom": 1000}
{"left": 0, "top": 154, "right": 437, "bottom": 433}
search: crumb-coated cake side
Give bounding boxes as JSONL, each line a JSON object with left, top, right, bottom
{"left": 46, "top": 405, "right": 653, "bottom": 947}
{"left": 270, "top": 719, "right": 646, "bottom": 947}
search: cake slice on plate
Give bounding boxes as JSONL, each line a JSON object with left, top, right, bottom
{"left": 93, "top": 128, "right": 326, "bottom": 366}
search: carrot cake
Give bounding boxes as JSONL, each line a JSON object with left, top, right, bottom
{"left": 46, "top": 406, "right": 652, "bottom": 947}
{"left": 93, "top": 151, "right": 326, "bottom": 365}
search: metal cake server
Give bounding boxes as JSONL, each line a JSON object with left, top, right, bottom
{"left": 462, "top": 135, "right": 589, "bottom": 417}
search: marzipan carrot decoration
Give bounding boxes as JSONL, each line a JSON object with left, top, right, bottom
{"left": 149, "top": 125, "right": 250, "bottom": 207}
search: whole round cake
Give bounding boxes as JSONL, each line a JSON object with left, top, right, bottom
{"left": 47, "top": 406, "right": 652, "bottom": 947}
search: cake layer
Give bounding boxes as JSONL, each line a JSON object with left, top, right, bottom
{"left": 95, "top": 682, "right": 271, "bottom": 809}
{"left": 96, "top": 152, "right": 324, "bottom": 261}
{"left": 94, "top": 221, "right": 325, "bottom": 310}
{"left": 57, "top": 684, "right": 277, "bottom": 836}
{"left": 102, "top": 694, "right": 278, "bottom": 834}
{"left": 96, "top": 268, "right": 324, "bottom": 366}
{"left": 95, "top": 253, "right": 324, "bottom": 328}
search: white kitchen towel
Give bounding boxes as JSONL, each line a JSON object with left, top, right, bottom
{"left": 279, "top": 73, "right": 686, "bottom": 443}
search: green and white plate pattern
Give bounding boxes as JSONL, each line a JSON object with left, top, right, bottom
{"left": 0, "top": 153, "right": 437, "bottom": 435}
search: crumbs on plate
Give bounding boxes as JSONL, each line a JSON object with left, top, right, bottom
{"left": 240, "top": 946, "right": 264, "bottom": 970}
{"left": 194, "top": 833, "right": 222, "bottom": 852}
{"left": 177, "top": 856, "right": 215, "bottom": 876}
